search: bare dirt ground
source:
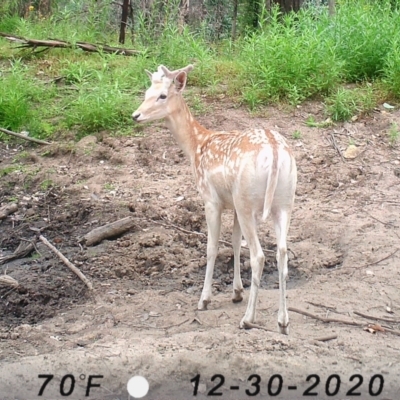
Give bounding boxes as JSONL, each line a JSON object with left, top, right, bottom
{"left": 1, "top": 97, "right": 400, "bottom": 400}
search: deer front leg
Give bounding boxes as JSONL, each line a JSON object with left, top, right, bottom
{"left": 232, "top": 211, "right": 243, "bottom": 303}
{"left": 198, "top": 202, "right": 222, "bottom": 310}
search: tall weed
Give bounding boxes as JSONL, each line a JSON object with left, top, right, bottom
{"left": 325, "top": 86, "right": 376, "bottom": 121}
{"left": 383, "top": 38, "right": 400, "bottom": 98}
{"left": 236, "top": 7, "right": 342, "bottom": 106}
{"left": 0, "top": 60, "right": 56, "bottom": 137}
{"left": 331, "top": 0, "right": 400, "bottom": 81}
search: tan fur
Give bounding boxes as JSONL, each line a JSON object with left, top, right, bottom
{"left": 133, "top": 64, "right": 297, "bottom": 332}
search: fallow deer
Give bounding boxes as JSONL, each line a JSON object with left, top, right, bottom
{"left": 132, "top": 65, "right": 297, "bottom": 334}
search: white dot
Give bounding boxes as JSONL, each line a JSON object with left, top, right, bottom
{"left": 127, "top": 376, "right": 149, "bottom": 398}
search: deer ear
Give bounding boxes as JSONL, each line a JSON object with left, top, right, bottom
{"left": 182, "top": 64, "right": 194, "bottom": 74}
{"left": 145, "top": 70, "right": 153, "bottom": 80}
{"left": 174, "top": 71, "right": 187, "bottom": 92}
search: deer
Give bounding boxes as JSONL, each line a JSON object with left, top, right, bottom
{"left": 132, "top": 64, "right": 297, "bottom": 334}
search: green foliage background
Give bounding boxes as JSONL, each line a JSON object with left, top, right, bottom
{"left": 1, "top": 0, "right": 400, "bottom": 140}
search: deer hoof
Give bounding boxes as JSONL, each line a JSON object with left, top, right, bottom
{"left": 232, "top": 289, "right": 243, "bottom": 303}
{"left": 239, "top": 318, "right": 253, "bottom": 329}
{"left": 198, "top": 299, "right": 210, "bottom": 311}
{"left": 278, "top": 322, "right": 289, "bottom": 335}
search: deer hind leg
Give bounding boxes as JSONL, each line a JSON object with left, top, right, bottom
{"left": 232, "top": 211, "right": 244, "bottom": 303}
{"left": 236, "top": 212, "right": 264, "bottom": 329}
{"left": 198, "top": 202, "right": 222, "bottom": 311}
{"left": 271, "top": 206, "right": 291, "bottom": 335}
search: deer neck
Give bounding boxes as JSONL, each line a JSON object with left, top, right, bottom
{"left": 164, "top": 96, "right": 208, "bottom": 164}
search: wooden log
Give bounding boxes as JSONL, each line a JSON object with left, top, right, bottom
{"left": 80, "top": 216, "right": 135, "bottom": 246}
{"left": 0, "top": 203, "right": 18, "bottom": 220}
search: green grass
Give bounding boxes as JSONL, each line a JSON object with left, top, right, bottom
{"left": 1, "top": 0, "right": 400, "bottom": 141}
{"left": 234, "top": 6, "right": 343, "bottom": 106}
{"left": 325, "top": 86, "right": 376, "bottom": 121}
{"left": 292, "top": 130, "right": 302, "bottom": 140}
{"left": 331, "top": 0, "right": 400, "bottom": 81}
{"left": 0, "top": 165, "right": 19, "bottom": 177}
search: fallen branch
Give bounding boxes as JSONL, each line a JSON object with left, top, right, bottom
{"left": 0, "top": 275, "right": 19, "bottom": 288}
{"left": 0, "top": 127, "right": 51, "bottom": 145}
{"left": 80, "top": 216, "right": 136, "bottom": 246}
{"left": 0, "top": 32, "right": 142, "bottom": 56}
{"left": 0, "top": 241, "right": 35, "bottom": 265}
{"left": 39, "top": 234, "right": 93, "bottom": 290}
{"left": 288, "top": 307, "right": 364, "bottom": 326}
{"left": 290, "top": 308, "right": 400, "bottom": 337}
{"left": 353, "top": 311, "right": 400, "bottom": 325}
{"left": 0, "top": 203, "right": 18, "bottom": 220}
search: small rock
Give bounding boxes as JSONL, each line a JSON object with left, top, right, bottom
{"left": 25, "top": 208, "right": 36, "bottom": 217}
{"left": 394, "top": 168, "right": 400, "bottom": 178}
{"left": 149, "top": 311, "right": 161, "bottom": 317}
{"left": 344, "top": 145, "right": 361, "bottom": 159}
{"left": 14, "top": 324, "right": 32, "bottom": 333}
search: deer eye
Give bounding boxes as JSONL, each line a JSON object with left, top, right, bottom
{"left": 158, "top": 94, "right": 167, "bottom": 100}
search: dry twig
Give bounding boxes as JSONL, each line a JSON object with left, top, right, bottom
{"left": 328, "top": 132, "right": 345, "bottom": 162}
{"left": 290, "top": 308, "right": 400, "bottom": 337}
{"left": 0, "top": 127, "right": 51, "bottom": 145}
{"left": 312, "top": 334, "right": 338, "bottom": 342}
{"left": 365, "top": 211, "right": 399, "bottom": 228}
{"left": 358, "top": 248, "right": 399, "bottom": 269}
{"left": 353, "top": 311, "right": 400, "bottom": 324}
{"left": 38, "top": 235, "right": 93, "bottom": 290}
{"left": 288, "top": 307, "right": 364, "bottom": 326}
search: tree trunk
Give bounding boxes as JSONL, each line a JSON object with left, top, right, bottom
{"left": 273, "top": 0, "right": 304, "bottom": 13}
{"left": 328, "top": 0, "right": 335, "bottom": 16}
{"left": 119, "top": 0, "right": 130, "bottom": 44}
{"left": 231, "top": 0, "right": 238, "bottom": 40}
{"left": 178, "top": 0, "right": 189, "bottom": 34}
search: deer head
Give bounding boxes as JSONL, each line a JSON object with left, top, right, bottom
{"left": 132, "top": 64, "right": 194, "bottom": 123}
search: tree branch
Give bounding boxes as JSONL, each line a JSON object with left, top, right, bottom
{"left": 0, "top": 127, "right": 51, "bottom": 145}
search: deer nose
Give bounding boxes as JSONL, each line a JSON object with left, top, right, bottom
{"left": 132, "top": 112, "right": 141, "bottom": 121}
